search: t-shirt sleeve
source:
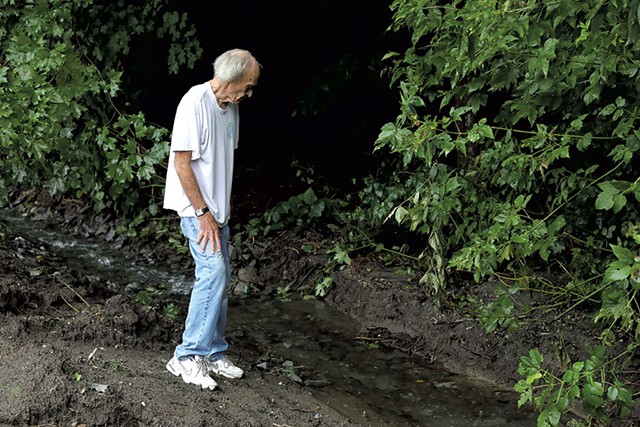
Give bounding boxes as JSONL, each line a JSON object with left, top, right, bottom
{"left": 170, "top": 95, "right": 202, "bottom": 160}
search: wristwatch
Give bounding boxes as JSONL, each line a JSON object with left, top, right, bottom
{"left": 195, "top": 206, "right": 210, "bottom": 217}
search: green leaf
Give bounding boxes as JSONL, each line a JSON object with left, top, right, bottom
{"left": 394, "top": 205, "right": 408, "bottom": 224}
{"left": 332, "top": 245, "right": 352, "bottom": 265}
{"left": 562, "top": 369, "right": 574, "bottom": 383}
{"left": 599, "top": 103, "right": 617, "bottom": 116}
{"left": 603, "top": 261, "right": 632, "bottom": 283}
{"left": 547, "top": 406, "right": 561, "bottom": 426}
{"left": 478, "top": 124, "right": 494, "bottom": 139}
{"left": 612, "top": 193, "right": 627, "bottom": 213}
{"left": 611, "top": 245, "right": 635, "bottom": 263}
{"left": 607, "top": 385, "right": 619, "bottom": 401}
{"left": 595, "top": 192, "right": 614, "bottom": 210}
{"left": 301, "top": 188, "right": 318, "bottom": 204}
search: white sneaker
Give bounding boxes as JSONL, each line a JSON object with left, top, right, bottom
{"left": 166, "top": 356, "right": 218, "bottom": 390}
{"left": 206, "top": 356, "right": 244, "bottom": 379}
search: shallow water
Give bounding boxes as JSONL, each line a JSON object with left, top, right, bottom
{"left": 230, "top": 297, "right": 535, "bottom": 426}
{"left": 1, "top": 209, "right": 536, "bottom": 426}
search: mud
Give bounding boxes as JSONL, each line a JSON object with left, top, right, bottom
{"left": 1, "top": 191, "right": 639, "bottom": 426}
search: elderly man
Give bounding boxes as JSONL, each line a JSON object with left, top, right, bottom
{"left": 163, "top": 48, "right": 261, "bottom": 390}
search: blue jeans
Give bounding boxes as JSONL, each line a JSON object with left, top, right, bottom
{"left": 174, "top": 216, "right": 230, "bottom": 362}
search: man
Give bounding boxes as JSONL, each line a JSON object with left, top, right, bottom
{"left": 163, "top": 48, "right": 261, "bottom": 390}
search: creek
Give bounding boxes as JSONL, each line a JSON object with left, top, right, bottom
{"left": 1, "top": 208, "right": 536, "bottom": 426}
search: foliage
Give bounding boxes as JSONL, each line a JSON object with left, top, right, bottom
{"left": 383, "top": 0, "right": 639, "bottom": 288}
{"left": 515, "top": 347, "right": 634, "bottom": 426}
{"left": 241, "top": 168, "right": 354, "bottom": 298}
{"left": 476, "top": 284, "right": 523, "bottom": 333}
{"left": 374, "top": 0, "right": 640, "bottom": 424}
{"left": 3, "top": 0, "right": 640, "bottom": 423}
{"left": 0, "top": 0, "right": 201, "bottom": 217}
{"left": 244, "top": 184, "right": 346, "bottom": 238}
{"left": 135, "top": 285, "right": 180, "bottom": 321}
{"left": 311, "top": 243, "right": 352, "bottom": 297}
{"left": 242, "top": 159, "right": 428, "bottom": 298}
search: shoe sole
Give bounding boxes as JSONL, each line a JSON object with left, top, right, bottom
{"left": 208, "top": 368, "right": 244, "bottom": 379}
{"left": 166, "top": 360, "right": 218, "bottom": 390}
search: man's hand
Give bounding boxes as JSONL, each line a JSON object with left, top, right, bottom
{"left": 196, "top": 212, "right": 221, "bottom": 253}
{"left": 173, "top": 151, "right": 220, "bottom": 253}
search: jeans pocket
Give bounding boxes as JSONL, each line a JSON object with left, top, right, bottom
{"left": 180, "top": 217, "right": 199, "bottom": 241}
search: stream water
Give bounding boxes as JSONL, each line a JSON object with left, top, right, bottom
{"left": 1, "top": 209, "right": 536, "bottom": 426}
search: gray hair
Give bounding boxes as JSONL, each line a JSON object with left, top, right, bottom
{"left": 213, "top": 49, "right": 261, "bottom": 83}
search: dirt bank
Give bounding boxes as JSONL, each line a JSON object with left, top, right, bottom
{"left": 1, "top": 192, "right": 639, "bottom": 426}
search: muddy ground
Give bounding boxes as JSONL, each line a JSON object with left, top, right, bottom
{"left": 1, "top": 191, "right": 639, "bottom": 427}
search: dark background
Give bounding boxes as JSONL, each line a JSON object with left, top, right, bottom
{"left": 134, "top": 2, "right": 407, "bottom": 204}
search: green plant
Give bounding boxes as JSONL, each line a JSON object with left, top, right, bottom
{"left": 0, "top": 0, "right": 201, "bottom": 219}
{"left": 275, "top": 286, "right": 292, "bottom": 301}
{"left": 135, "top": 286, "right": 158, "bottom": 306}
{"left": 476, "top": 285, "right": 524, "bottom": 333}
{"left": 313, "top": 277, "right": 333, "bottom": 298}
{"left": 374, "top": 1, "right": 640, "bottom": 423}
{"left": 244, "top": 186, "right": 344, "bottom": 237}
{"left": 162, "top": 302, "right": 180, "bottom": 322}
{"left": 380, "top": 0, "right": 640, "bottom": 285}
{"left": 136, "top": 286, "right": 181, "bottom": 321}
{"left": 515, "top": 347, "right": 634, "bottom": 426}
{"left": 310, "top": 243, "right": 353, "bottom": 298}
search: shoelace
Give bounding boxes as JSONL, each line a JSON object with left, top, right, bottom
{"left": 193, "top": 356, "right": 209, "bottom": 375}
{"left": 205, "top": 356, "right": 232, "bottom": 372}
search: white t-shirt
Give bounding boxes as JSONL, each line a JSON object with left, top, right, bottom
{"left": 163, "top": 81, "right": 239, "bottom": 226}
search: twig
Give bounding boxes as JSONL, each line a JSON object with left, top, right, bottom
{"left": 57, "top": 276, "right": 91, "bottom": 308}
{"left": 290, "top": 267, "right": 316, "bottom": 291}
{"left": 87, "top": 347, "right": 98, "bottom": 362}
{"left": 354, "top": 336, "right": 394, "bottom": 345}
{"left": 60, "top": 294, "right": 79, "bottom": 313}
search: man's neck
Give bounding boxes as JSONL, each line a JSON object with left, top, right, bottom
{"left": 210, "top": 79, "right": 229, "bottom": 109}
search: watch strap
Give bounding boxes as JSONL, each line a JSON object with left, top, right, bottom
{"left": 195, "top": 206, "right": 210, "bottom": 217}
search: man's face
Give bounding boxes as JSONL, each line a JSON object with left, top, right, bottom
{"left": 231, "top": 63, "right": 260, "bottom": 104}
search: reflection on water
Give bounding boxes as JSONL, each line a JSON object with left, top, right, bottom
{"left": 230, "top": 298, "right": 535, "bottom": 427}
{"left": 2, "top": 211, "right": 195, "bottom": 294}
{"left": 1, "top": 209, "right": 536, "bottom": 426}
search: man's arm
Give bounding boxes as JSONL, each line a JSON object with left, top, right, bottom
{"left": 174, "top": 151, "right": 221, "bottom": 253}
